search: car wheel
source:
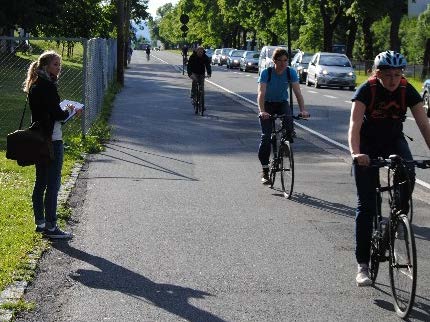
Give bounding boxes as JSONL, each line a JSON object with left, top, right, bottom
{"left": 424, "top": 92, "right": 430, "bottom": 117}
{"left": 313, "top": 76, "right": 319, "bottom": 88}
{"left": 349, "top": 86, "right": 355, "bottom": 91}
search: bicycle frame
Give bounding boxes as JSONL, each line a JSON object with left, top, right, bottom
{"left": 192, "top": 75, "right": 205, "bottom": 116}
{"left": 366, "top": 155, "right": 430, "bottom": 318}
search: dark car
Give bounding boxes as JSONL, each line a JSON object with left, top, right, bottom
{"left": 226, "top": 50, "right": 245, "bottom": 69}
{"left": 422, "top": 79, "right": 430, "bottom": 116}
{"left": 239, "top": 51, "right": 259, "bottom": 72}
{"left": 219, "top": 48, "right": 234, "bottom": 66}
{"left": 291, "top": 51, "right": 313, "bottom": 83}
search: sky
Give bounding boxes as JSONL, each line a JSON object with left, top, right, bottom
{"left": 147, "top": 0, "right": 179, "bottom": 18}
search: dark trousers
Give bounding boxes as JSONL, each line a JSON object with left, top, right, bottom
{"left": 258, "top": 101, "right": 292, "bottom": 166}
{"left": 191, "top": 74, "right": 205, "bottom": 108}
{"left": 32, "top": 140, "right": 64, "bottom": 229}
{"left": 353, "top": 136, "right": 415, "bottom": 264}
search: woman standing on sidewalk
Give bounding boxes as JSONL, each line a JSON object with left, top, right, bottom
{"left": 23, "top": 50, "right": 80, "bottom": 239}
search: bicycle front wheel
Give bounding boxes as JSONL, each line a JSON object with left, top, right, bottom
{"left": 279, "top": 141, "right": 294, "bottom": 198}
{"left": 389, "top": 214, "right": 417, "bottom": 318}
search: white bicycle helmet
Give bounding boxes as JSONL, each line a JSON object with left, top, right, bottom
{"left": 374, "top": 50, "right": 407, "bottom": 69}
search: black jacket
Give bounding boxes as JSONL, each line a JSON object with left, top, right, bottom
{"left": 29, "top": 75, "right": 69, "bottom": 137}
{"left": 187, "top": 51, "right": 211, "bottom": 77}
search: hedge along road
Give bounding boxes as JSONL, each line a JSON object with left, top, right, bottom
{"left": 15, "top": 49, "right": 430, "bottom": 321}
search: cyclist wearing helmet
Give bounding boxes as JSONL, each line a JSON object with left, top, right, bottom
{"left": 348, "top": 50, "right": 430, "bottom": 286}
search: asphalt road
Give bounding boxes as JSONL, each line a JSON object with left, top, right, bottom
{"left": 15, "top": 50, "right": 430, "bottom": 321}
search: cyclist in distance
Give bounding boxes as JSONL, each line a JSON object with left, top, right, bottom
{"left": 257, "top": 47, "right": 309, "bottom": 184}
{"left": 145, "top": 46, "right": 150, "bottom": 60}
{"left": 187, "top": 46, "right": 211, "bottom": 104}
{"left": 182, "top": 44, "right": 189, "bottom": 58}
{"left": 348, "top": 50, "right": 430, "bottom": 286}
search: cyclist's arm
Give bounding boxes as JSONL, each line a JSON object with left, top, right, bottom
{"left": 258, "top": 82, "right": 270, "bottom": 119}
{"left": 349, "top": 100, "right": 369, "bottom": 165}
{"left": 411, "top": 101, "right": 430, "bottom": 150}
{"left": 292, "top": 82, "right": 309, "bottom": 117}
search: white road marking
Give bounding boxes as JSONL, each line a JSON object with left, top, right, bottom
{"left": 324, "top": 95, "right": 337, "bottom": 99}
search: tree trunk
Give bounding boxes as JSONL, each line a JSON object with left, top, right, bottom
{"left": 421, "top": 38, "right": 430, "bottom": 80}
{"left": 362, "top": 16, "right": 374, "bottom": 74}
{"left": 389, "top": 5, "right": 402, "bottom": 51}
{"left": 116, "top": 0, "right": 125, "bottom": 86}
{"left": 346, "top": 17, "right": 357, "bottom": 59}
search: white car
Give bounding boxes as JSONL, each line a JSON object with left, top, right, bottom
{"left": 258, "top": 45, "right": 287, "bottom": 75}
{"left": 305, "top": 52, "right": 356, "bottom": 90}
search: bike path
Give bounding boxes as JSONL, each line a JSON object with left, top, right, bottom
{"left": 15, "top": 50, "right": 430, "bottom": 322}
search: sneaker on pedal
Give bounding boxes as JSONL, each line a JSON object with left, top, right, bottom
{"left": 261, "top": 168, "right": 270, "bottom": 185}
{"left": 44, "top": 226, "right": 73, "bottom": 239}
{"left": 356, "top": 264, "right": 372, "bottom": 287}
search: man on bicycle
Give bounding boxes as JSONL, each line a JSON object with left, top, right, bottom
{"left": 257, "top": 47, "right": 309, "bottom": 184}
{"left": 348, "top": 50, "right": 430, "bottom": 286}
{"left": 182, "top": 44, "right": 189, "bottom": 59}
{"left": 145, "top": 46, "right": 151, "bottom": 60}
{"left": 187, "top": 46, "right": 211, "bottom": 107}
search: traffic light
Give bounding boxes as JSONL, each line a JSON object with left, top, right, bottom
{"left": 180, "top": 14, "right": 189, "bottom": 38}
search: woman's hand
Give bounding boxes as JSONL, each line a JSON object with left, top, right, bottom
{"left": 352, "top": 153, "right": 370, "bottom": 166}
{"left": 259, "top": 111, "right": 270, "bottom": 120}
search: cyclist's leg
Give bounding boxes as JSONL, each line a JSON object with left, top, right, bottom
{"left": 198, "top": 74, "right": 205, "bottom": 110}
{"left": 191, "top": 75, "right": 197, "bottom": 99}
{"left": 258, "top": 103, "right": 273, "bottom": 168}
{"left": 280, "top": 102, "right": 294, "bottom": 140}
{"left": 353, "top": 163, "right": 379, "bottom": 266}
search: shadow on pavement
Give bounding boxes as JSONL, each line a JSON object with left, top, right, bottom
{"left": 53, "top": 242, "right": 227, "bottom": 322}
{"left": 290, "top": 192, "right": 356, "bottom": 217}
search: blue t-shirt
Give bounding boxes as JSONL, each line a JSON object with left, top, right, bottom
{"left": 258, "top": 67, "right": 299, "bottom": 102}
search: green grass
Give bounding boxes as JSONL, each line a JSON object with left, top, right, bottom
{"left": 355, "top": 74, "right": 424, "bottom": 93}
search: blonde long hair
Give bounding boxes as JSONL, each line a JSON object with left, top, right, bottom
{"left": 23, "top": 50, "right": 61, "bottom": 93}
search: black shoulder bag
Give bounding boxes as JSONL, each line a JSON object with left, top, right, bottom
{"left": 6, "top": 96, "right": 53, "bottom": 167}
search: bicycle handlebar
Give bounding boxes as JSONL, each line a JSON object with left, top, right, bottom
{"left": 358, "top": 154, "right": 430, "bottom": 169}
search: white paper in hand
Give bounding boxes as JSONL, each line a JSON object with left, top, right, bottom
{"left": 60, "top": 100, "right": 84, "bottom": 124}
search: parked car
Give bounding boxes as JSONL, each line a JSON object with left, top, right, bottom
{"left": 239, "top": 51, "right": 259, "bottom": 72}
{"left": 291, "top": 51, "right": 313, "bottom": 83}
{"left": 211, "top": 48, "right": 222, "bottom": 65}
{"left": 305, "top": 52, "right": 356, "bottom": 90}
{"left": 422, "top": 79, "right": 430, "bottom": 116}
{"left": 205, "top": 48, "right": 213, "bottom": 61}
{"left": 226, "top": 49, "right": 245, "bottom": 69}
{"left": 258, "top": 45, "right": 287, "bottom": 75}
{"left": 219, "top": 48, "right": 234, "bottom": 66}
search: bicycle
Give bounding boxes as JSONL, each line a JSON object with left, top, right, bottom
{"left": 191, "top": 75, "right": 206, "bottom": 116}
{"left": 363, "top": 155, "right": 430, "bottom": 318}
{"left": 267, "top": 114, "right": 307, "bottom": 198}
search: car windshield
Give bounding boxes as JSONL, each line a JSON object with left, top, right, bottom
{"left": 246, "top": 52, "right": 258, "bottom": 58}
{"left": 319, "top": 55, "right": 351, "bottom": 67}
{"left": 232, "top": 50, "right": 245, "bottom": 57}
{"left": 222, "top": 48, "right": 232, "bottom": 54}
{"left": 302, "top": 55, "right": 312, "bottom": 63}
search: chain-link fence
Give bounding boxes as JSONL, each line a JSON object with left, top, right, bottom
{"left": 352, "top": 59, "right": 427, "bottom": 80}
{"left": 0, "top": 36, "right": 117, "bottom": 150}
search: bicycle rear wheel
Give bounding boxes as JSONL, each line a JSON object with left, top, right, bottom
{"left": 389, "top": 214, "right": 417, "bottom": 318}
{"left": 279, "top": 141, "right": 294, "bottom": 198}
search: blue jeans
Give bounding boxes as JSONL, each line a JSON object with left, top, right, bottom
{"left": 32, "top": 140, "right": 64, "bottom": 229}
{"left": 353, "top": 136, "right": 415, "bottom": 264}
{"left": 258, "top": 101, "right": 292, "bottom": 166}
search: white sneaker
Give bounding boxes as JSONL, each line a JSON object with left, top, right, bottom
{"left": 356, "top": 264, "right": 372, "bottom": 287}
